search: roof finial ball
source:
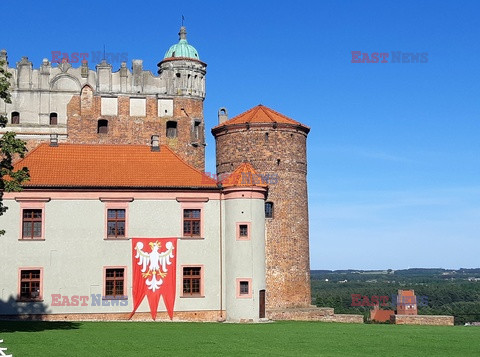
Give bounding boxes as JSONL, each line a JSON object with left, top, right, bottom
{"left": 179, "top": 26, "right": 187, "bottom": 40}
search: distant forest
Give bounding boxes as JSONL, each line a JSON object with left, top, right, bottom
{"left": 311, "top": 268, "right": 480, "bottom": 325}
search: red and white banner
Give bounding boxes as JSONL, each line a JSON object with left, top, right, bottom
{"left": 129, "top": 238, "right": 177, "bottom": 320}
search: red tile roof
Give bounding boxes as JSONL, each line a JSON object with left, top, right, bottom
{"left": 370, "top": 309, "right": 395, "bottom": 322}
{"left": 221, "top": 162, "right": 268, "bottom": 187}
{"left": 13, "top": 144, "right": 217, "bottom": 188}
{"left": 212, "top": 104, "right": 309, "bottom": 129}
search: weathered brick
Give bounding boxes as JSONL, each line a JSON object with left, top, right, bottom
{"left": 213, "top": 124, "right": 311, "bottom": 309}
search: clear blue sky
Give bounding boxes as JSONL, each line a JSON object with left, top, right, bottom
{"left": 3, "top": 0, "right": 479, "bottom": 270}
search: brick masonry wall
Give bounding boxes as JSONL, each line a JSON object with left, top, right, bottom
{"left": 214, "top": 125, "right": 311, "bottom": 309}
{"left": 393, "top": 314, "right": 454, "bottom": 326}
{"left": 64, "top": 89, "right": 205, "bottom": 171}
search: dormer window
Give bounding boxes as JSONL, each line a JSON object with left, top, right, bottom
{"left": 166, "top": 121, "right": 177, "bottom": 138}
{"left": 11, "top": 111, "right": 19, "bottom": 124}
{"left": 49, "top": 113, "right": 58, "bottom": 125}
{"left": 97, "top": 119, "right": 108, "bottom": 134}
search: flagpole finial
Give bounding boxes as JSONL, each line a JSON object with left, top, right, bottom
{"left": 179, "top": 26, "right": 187, "bottom": 40}
{"left": 181, "top": 15, "right": 185, "bottom": 26}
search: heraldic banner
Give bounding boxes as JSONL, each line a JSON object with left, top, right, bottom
{"left": 129, "top": 238, "right": 177, "bottom": 320}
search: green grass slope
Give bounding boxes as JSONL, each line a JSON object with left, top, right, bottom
{"left": 1, "top": 321, "right": 479, "bottom": 356}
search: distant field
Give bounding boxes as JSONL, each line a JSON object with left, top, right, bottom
{"left": 1, "top": 321, "right": 479, "bottom": 356}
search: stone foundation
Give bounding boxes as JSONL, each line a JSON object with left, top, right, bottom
{"left": 393, "top": 314, "right": 454, "bottom": 326}
{"left": 0, "top": 310, "right": 225, "bottom": 322}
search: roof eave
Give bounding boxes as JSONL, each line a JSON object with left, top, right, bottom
{"left": 212, "top": 122, "right": 310, "bottom": 135}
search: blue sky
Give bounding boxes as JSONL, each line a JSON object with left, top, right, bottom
{"left": 3, "top": 1, "right": 479, "bottom": 270}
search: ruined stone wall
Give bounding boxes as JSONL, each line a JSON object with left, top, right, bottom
{"left": 393, "top": 314, "right": 454, "bottom": 326}
{"left": 214, "top": 124, "right": 310, "bottom": 308}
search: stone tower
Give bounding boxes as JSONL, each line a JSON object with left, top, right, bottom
{"left": 157, "top": 26, "right": 207, "bottom": 170}
{"left": 0, "top": 26, "right": 207, "bottom": 171}
{"left": 212, "top": 105, "right": 311, "bottom": 310}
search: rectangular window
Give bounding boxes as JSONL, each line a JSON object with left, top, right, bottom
{"left": 104, "top": 268, "right": 125, "bottom": 298}
{"left": 236, "top": 278, "right": 253, "bottom": 298}
{"left": 22, "top": 209, "right": 42, "bottom": 239}
{"left": 183, "top": 209, "right": 201, "bottom": 237}
{"left": 265, "top": 202, "right": 274, "bottom": 219}
{"left": 166, "top": 121, "right": 177, "bottom": 138}
{"left": 49, "top": 113, "right": 58, "bottom": 125}
{"left": 239, "top": 224, "right": 248, "bottom": 237}
{"left": 107, "top": 209, "right": 125, "bottom": 238}
{"left": 236, "top": 222, "right": 251, "bottom": 241}
{"left": 182, "top": 267, "right": 202, "bottom": 296}
{"left": 239, "top": 281, "right": 249, "bottom": 295}
{"left": 11, "top": 111, "right": 19, "bottom": 124}
{"left": 19, "top": 269, "right": 42, "bottom": 301}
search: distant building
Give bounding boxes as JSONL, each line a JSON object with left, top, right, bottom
{"left": 370, "top": 305, "right": 394, "bottom": 323}
{"left": 396, "top": 290, "right": 417, "bottom": 315}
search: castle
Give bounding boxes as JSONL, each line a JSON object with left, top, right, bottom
{"left": 0, "top": 27, "right": 314, "bottom": 321}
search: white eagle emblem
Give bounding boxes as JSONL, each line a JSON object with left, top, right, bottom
{"left": 134, "top": 241, "right": 175, "bottom": 292}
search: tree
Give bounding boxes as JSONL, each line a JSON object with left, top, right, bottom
{"left": 0, "top": 59, "right": 29, "bottom": 235}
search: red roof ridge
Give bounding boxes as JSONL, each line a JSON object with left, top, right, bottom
{"left": 14, "top": 141, "right": 46, "bottom": 167}
{"left": 212, "top": 104, "right": 308, "bottom": 129}
{"left": 160, "top": 144, "right": 216, "bottom": 183}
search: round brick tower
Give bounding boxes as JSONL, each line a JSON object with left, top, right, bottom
{"left": 212, "top": 105, "right": 311, "bottom": 309}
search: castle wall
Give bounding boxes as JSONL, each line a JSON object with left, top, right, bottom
{"left": 0, "top": 191, "right": 224, "bottom": 318}
{"left": 393, "top": 314, "right": 454, "bottom": 326}
{"left": 0, "top": 52, "right": 207, "bottom": 171}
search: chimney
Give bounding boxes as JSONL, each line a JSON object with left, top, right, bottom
{"left": 151, "top": 135, "right": 160, "bottom": 152}
{"left": 50, "top": 133, "right": 58, "bottom": 147}
{"left": 218, "top": 107, "right": 228, "bottom": 124}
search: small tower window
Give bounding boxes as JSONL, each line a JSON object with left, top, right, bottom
{"left": 193, "top": 120, "right": 201, "bottom": 141}
{"left": 166, "top": 121, "right": 177, "bottom": 138}
{"left": 97, "top": 119, "right": 108, "bottom": 134}
{"left": 239, "top": 224, "right": 248, "bottom": 237}
{"left": 49, "top": 113, "right": 58, "bottom": 125}
{"left": 265, "top": 133, "right": 269, "bottom": 142}
{"left": 239, "top": 281, "right": 249, "bottom": 295}
{"left": 11, "top": 111, "right": 19, "bottom": 124}
{"left": 265, "top": 202, "right": 274, "bottom": 219}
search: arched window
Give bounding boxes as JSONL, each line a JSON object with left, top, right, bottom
{"left": 97, "top": 119, "right": 108, "bottom": 134}
{"left": 166, "top": 121, "right": 177, "bottom": 138}
{"left": 49, "top": 113, "right": 58, "bottom": 125}
{"left": 11, "top": 111, "right": 19, "bottom": 124}
{"left": 265, "top": 202, "right": 274, "bottom": 219}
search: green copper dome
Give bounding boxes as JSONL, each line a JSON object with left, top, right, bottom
{"left": 164, "top": 27, "right": 200, "bottom": 60}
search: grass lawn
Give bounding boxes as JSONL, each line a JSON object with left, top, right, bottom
{"left": 1, "top": 321, "right": 479, "bottom": 356}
